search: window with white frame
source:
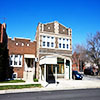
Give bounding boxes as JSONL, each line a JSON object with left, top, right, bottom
{"left": 58, "top": 38, "right": 70, "bottom": 50}
{"left": 59, "top": 43, "right": 61, "bottom": 48}
{"left": 42, "top": 35, "right": 55, "bottom": 48}
{"left": 47, "top": 42, "right": 50, "bottom": 47}
{"left": 51, "top": 42, "right": 54, "bottom": 47}
{"left": 43, "top": 41, "right": 45, "bottom": 46}
{"left": 9, "top": 55, "right": 22, "bottom": 67}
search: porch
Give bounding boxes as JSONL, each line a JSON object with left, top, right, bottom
{"left": 23, "top": 54, "right": 35, "bottom": 82}
{"left": 39, "top": 55, "right": 72, "bottom": 83}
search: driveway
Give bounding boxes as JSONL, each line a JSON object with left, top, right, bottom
{"left": 83, "top": 75, "right": 100, "bottom": 81}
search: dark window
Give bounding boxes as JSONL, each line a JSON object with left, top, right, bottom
{"left": 19, "top": 55, "right": 22, "bottom": 65}
{"left": 14, "top": 55, "right": 18, "bottom": 65}
{"left": 59, "top": 38, "right": 61, "bottom": 40}
{"left": 67, "top": 44, "right": 69, "bottom": 49}
{"left": 51, "top": 42, "right": 54, "bottom": 47}
{"left": 43, "top": 42, "right": 45, "bottom": 46}
{"left": 59, "top": 43, "right": 61, "bottom": 48}
{"left": 43, "top": 36, "right": 46, "bottom": 38}
{"left": 63, "top": 44, "right": 65, "bottom": 48}
{"left": 51, "top": 37, "right": 54, "bottom": 39}
{"left": 47, "top": 42, "right": 50, "bottom": 47}
{"left": 47, "top": 36, "right": 50, "bottom": 39}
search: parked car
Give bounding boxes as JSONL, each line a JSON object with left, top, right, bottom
{"left": 72, "top": 70, "right": 83, "bottom": 80}
{"left": 84, "top": 68, "right": 94, "bottom": 75}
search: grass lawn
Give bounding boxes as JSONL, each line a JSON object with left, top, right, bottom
{"left": 0, "top": 80, "right": 25, "bottom": 83}
{"left": 0, "top": 84, "right": 41, "bottom": 90}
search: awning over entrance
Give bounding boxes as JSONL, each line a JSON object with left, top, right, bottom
{"left": 24, "top": 54, "right": 35, "bottom": 58}
{"left": 40, "top": 56, "right": 57, "bottom": 65}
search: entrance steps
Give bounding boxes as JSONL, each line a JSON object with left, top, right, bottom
{"left": 41, "top": 79, "right": 69, "bottom": 88}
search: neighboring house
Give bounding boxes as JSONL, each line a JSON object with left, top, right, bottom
{"left": 72, "top": 52, "right": 80, "bottom": 71}
{"left": 0, "top": 23, "right": 8, "bottom": 81}
{"left": 8, "top": 37, "right": 36, "bottom": 82}
{"left": 35, "top": 21, "right": 72, "bottom": 83}
{"left": 72, "top": 52, "right": 85, "bottom": 72}
{"left": 84, "top": 62, "right": 99, "bottom": 75}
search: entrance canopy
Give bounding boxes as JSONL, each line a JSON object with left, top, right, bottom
{"left": 40, "top": 56, "right": 57, "bottom": 65}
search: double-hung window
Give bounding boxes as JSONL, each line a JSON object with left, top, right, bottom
{"left": 9, "top": 55, "right": 22, "bottom": 67}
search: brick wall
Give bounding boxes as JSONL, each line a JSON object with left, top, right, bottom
{"left": 8, "top": 38, "right": 36, "bottom": 78}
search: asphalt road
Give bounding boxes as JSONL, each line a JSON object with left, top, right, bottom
{"left": 0, "top": 88, "right": 100, "bottom": 100}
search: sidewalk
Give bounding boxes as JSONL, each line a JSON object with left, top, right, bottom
{"left": 0, "top": 79, "right": 100, "bottom": 94}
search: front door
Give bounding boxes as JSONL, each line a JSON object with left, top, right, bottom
{"left": 65, "top": 60, "right": 70, "bottom": 79}
{"left": 46, "top": 65, "right": 55, "bottom": 83}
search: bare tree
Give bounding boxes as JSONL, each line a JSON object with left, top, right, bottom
{"left": 73, "top": 44, "right": 87, "bottom": 61}
{"left": 72, "top": 44, "right": 87, "bottom": 71}
{"left": 87, "top": 32, "right": 100, "bottom": 73}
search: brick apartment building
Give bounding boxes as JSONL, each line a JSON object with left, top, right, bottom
{"left": 35, "top": 21, "right": 72, "bottom": 83}
{"left": 8, "top": 37, "right": 36, "bottom": 82}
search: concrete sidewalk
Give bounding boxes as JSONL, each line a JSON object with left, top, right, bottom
{"left": 0, "top": 79, "right": 100, "bottom": 94}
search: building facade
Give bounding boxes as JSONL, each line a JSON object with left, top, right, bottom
{"left": 8, "top": 37, "right": 36, "bottom": 82}
{"left": 35, "top": 21, "right": 72, "bottom": 83}
{"left": 0, "top": 23, "right": 8, "bottom": 81}
{"left": 72, "top": 52, "right": 80, "bottom": 71}
{"left": 0, "top": 23, "right": 7, "bottom": 44}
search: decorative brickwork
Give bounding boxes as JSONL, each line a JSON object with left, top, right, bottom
{"left": 44, "top": 23, "right": 54, "bottom": 33}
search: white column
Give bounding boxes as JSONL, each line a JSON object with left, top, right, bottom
{"left": 44, "top": 64, "right": 46, "bottom": 81}
{"left": 39, "top": 66, "right": 41, "bottom": 82}
{"left": 24, "top": 59, "right": 27, "bottom": 71}
{"left": 33, "top": 59, "right": 35, "bottom": 78}
{"left": 64, "top": 59, "right": 66, "bottom": 79}
{"left": 70, "top": 60, "right": 72, "bottom": 80}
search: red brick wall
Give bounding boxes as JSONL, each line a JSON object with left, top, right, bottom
{"left": 8, "top": 38, "right": 36, "bottom": 78}
{"left": 72, "top": 52, "right": 80, "bottom": 71}
{"left": 0, "top": 23, "right": 7, "bottom": 44}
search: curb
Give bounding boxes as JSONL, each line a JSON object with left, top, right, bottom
{"left": 0, "top": 86, "right": 100, "bottom": 94}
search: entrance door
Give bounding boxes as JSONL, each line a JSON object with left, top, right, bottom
{"left": 25, "top": 58, "right": 33, "bottom": 71}
{"left": 46, "top": 65, "right": 55, "bottom": 83}
{"left": 24, "top": 58, "right": 34, "bottom": 82}
{"left": 65, "top": 60, "right": 70, "bottom": 79}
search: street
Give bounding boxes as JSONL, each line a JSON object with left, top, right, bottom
{"left": 0, "top": 88, "right": 100, "bottom": 100}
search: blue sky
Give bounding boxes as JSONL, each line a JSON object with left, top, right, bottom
{"left": 0, "top": 0, "right": 100, "bottom": 46}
